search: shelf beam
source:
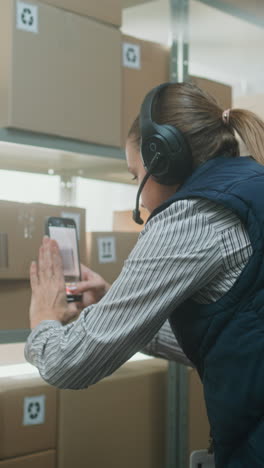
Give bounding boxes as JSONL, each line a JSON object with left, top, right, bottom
{"left": 0, "top": 129, "right": 132, "bottom": 185}
{"left": 0, "top": 129, "right": 125, "bottom": 160}
{"left": 0, "top": 329, "right": 30, "bottom": 344}
{"left": 197, "top": 0, "right": 264, "bottom": 28}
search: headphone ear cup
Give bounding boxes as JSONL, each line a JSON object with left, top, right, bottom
{"left": 140, "top": 84, "right": 193, "bottom": 185}
{"left": 141, "top": 135, "right": 171, "bottom": 178}
{"left": 141, "top": 125, "right": 192, "bottom": 185}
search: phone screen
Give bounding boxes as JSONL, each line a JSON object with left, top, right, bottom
{"left": 48, "top": 225, "right": 80, "bottom": 280}
{"left": 46, "top": 217, "right": 82, "bottom": 302}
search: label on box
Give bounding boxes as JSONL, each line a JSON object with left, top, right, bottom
{"left": 123, "top": 43, "right": 141, "bottom": 70}
{"left": 97, "top": 237, "right": 116, "bottom": 264}
{"left": 23, "top": 395, "right": 46, "bottom": 426}
{"left": 16, "top": 1, "right": 39, "bottom": 34}
{"left": 61, "top": 212, "right": 81, "bottom": 240}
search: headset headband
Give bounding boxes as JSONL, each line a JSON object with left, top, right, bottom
{"left": 140, "top": 82, "right": 171, "bottom": 140}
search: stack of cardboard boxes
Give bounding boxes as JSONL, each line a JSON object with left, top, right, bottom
{"left": 0, "top": 0, "right": 232, "bottom": 149}
{"left": 0, "top": 200, "right": 86, "bottom": 330}
{"left": 0, "top": 0, "right": 122, "bottom": 146}
{"left": 0, "top": 1, "right": 233, "bottom": 466}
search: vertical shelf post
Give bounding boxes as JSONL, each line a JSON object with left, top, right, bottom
{"left": 166, "top": 1, "right": 190, "bottom": 467}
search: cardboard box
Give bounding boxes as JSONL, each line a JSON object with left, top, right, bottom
{"left": 0, "top": 1, "right": 121, "bottom": 146}
{"left": 190, "top": 76, "right": 232, "bottom": 110}
{"left": 188, "top": 368, "right": 210, "bottom": 455}
{"left": 0, "top": 200, "right": 86, "bottom": 280}
{"left": 0, "top": 343, "right": 27, "bottom": 365}
{"left": 233, "top": 93, "right": 264, "bottom": 155}
{"left": 122, "top": 34, "right": 232, "bottom": 146}
{"left": 113, "top": 208, "right": 149, "bottom": 232}
{"left": 58, "top": 359, "right": 167, "bottom": 468}
{"left": 0, "top": 281, "right": 31, "bottom": 330}
{"left": 86, "top": 231, "right": 139, "bottom": 284}
{"left": 234, "top": 93, "right": 264, "bottom": 120}
{"left": 0, "top": 450, "right": 56, "bottom": 468}
{"left": 122, "top": 34, "right": 170, "bottom": 146}
{"left": 0, "top": 375, "right": 57, "bottom": 459}
{"left": 41, "top": 0, "right": 122, "bottom": 26}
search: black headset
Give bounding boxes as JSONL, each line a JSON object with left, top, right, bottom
{"left": 133, "top": 82, "right": 192, "bottom": 224}
{"left": 140, "top": 82, "right": 192, "bottom": 185}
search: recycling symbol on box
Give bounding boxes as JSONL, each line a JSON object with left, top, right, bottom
{"left": 126, "top": 47, "right": 137, "bottom": 64}
{"left": 123, "top": 43, "right": 141, "bottom": 69}
{"left": 21, "top": 7, "right": 34, "bottom": 27}
{"left": 16, "top": 1, "right": 38, "bottom": 34}
{"left": 23, "top": 395, "right": 45, "bottom": 426}
{"left": 28, "top": 401, "right": 40, "bottom": 420}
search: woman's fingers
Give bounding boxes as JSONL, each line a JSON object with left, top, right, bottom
{"left": 30, "top": 261, "right": 39, "bottom": 290}
{"left": 50, "top": 239, "right": 65, "bottom": 284}
{"left": 39, "top": 237, "right": 54, "bottom": 280}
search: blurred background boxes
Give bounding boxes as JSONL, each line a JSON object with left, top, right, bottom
{"left": 113, "top": 208, "right": 149, "bottom": 232}
{"left": 58, "top": 359, "right": 168, "bottom": 468}
{"left": 0, "top": 374, "right": 57, "bottom": 460}
{"left": 122, "top": 34, "right": 170, "bottom": 146}
{"left": 0, "top": 450, "right": 56, "bottom": 468}
{"left": 234, "top": 93, "right": 264, "bottom": 120}
{"left": 0, "top": 200, "right": 86, "bottom": 280}
{"left": 190, "top": 76, "right": 232, "bottom": 110}
{"left": 121, "top": 31, "right": 232, "bottom": 147}
{"left": 0, "top": 343, "right": 27, "bottom": 365}
{"left": 41, "top": 0, "right": 122, "bottom": 26}
{"left": 0, "top": 281, "right": 31, "bottom": 330}
{"left": 0, "top": 0, "right": 121, "bottom": 146}
{"left": 86, "top": 231, "right": 139, "bottom": 284}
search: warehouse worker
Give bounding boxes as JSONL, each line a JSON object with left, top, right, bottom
{"left": 25, "top": 82, "right": 264, "bottom": 467}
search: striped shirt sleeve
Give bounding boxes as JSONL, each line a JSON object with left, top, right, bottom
{"left": 25, "top": 200, "right": 222, "bottom": 389}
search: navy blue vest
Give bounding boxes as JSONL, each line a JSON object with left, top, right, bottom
{"left": 149, "top": 155, "right": 264, "bottom": 466}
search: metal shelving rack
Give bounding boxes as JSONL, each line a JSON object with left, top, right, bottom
{"left": 0, "top": 1, "right": 263, "bottom": 467}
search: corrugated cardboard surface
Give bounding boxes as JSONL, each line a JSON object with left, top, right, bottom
{"left": 41, "top": 0, "right": 122, "bottom": 26}
{"left": 122, "top": 34, "right": 170, "bottom": 146}
{"left": 0, "top": 375, "right": 57, "bottom": 459}
{"left": 0, "top": 281, "right": 31, "bottom": 330}
{"left": 234, "top": 93, "right": 264, "bottom": 119}
{"left": 0, "top": 343, "right": 27, "bottom": 365}
{"left": 58, "top": 359, "right": 168, "bottom": 468}
{"left": 188, "top": 368, "right": 210, "bottom": 455}
{"left": 190, "top": 76, "right": 232, "bottom": 110}
{"left": 0, "top": 450, "right": 56, "bottom": 467}
{"left": 113, "top": 208, "right": 149, "bottom": 232}
{"left": 0, "top": 0, "right": 121, "bottom": 146}
{"left": 0, "top": 200, "right": 86, "bottom": 280}
{"left": 86, "top": 231, "right": 139, "bottom": 284}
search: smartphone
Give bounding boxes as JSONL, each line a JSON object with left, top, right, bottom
{"left": 45, "top": 217, "right": 82, "bottom": 303}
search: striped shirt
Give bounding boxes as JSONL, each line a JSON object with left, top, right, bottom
{"left": 25, "top": 198, "right": 252, "bottom": 389}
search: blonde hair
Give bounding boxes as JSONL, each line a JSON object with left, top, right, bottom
{"left": 128, "top": 82, "right": 264, "bottom": 169}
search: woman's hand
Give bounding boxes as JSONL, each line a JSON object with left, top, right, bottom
{"left": 29, "top": 237, "right": 79, "bottom": 329}
{"left": 68, "top": 264, "right": 111, "bottom": 309}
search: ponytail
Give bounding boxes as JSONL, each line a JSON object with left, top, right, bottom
{"left": 228, "top": 109, "right": 264, "bottom": 165}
